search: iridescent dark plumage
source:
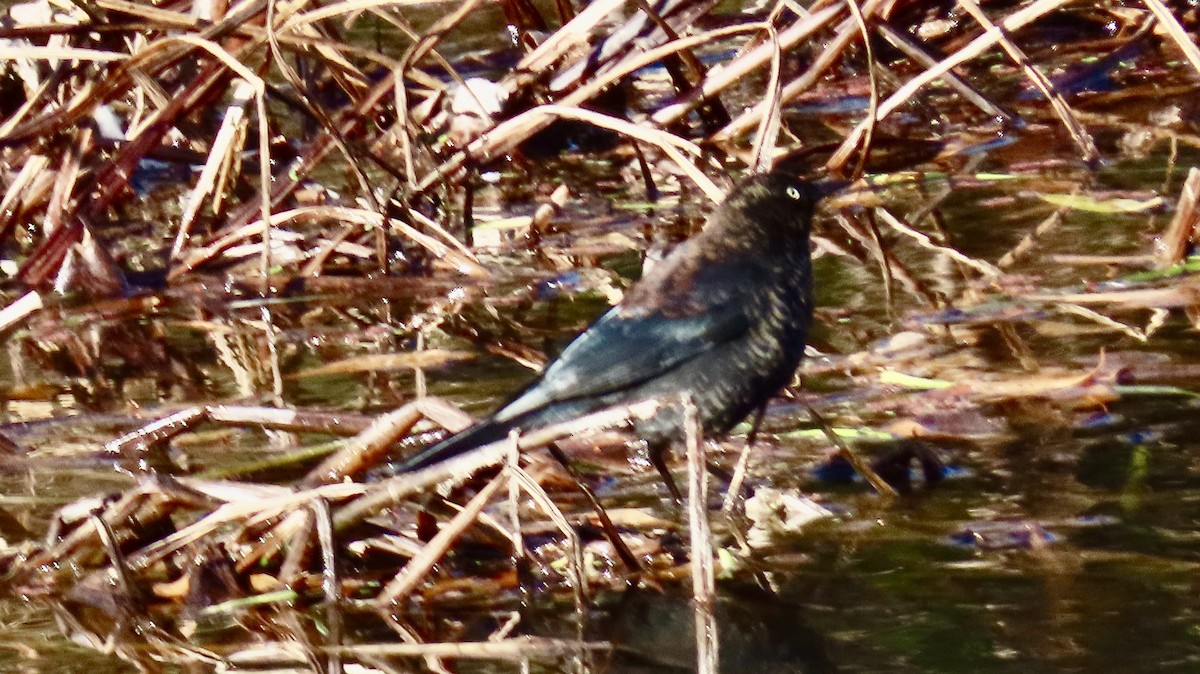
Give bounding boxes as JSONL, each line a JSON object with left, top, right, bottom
{"left": 393, "top": 172, "right": 824, "bottom": 476}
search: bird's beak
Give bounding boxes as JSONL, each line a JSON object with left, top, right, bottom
{"left": 812, "top": 179, "right": 850, "bottom": 199}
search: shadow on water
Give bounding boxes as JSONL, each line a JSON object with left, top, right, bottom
{"left": 599, "top": 587, "right": 836, "bottom": 674}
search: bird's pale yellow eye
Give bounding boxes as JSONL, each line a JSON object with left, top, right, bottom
{"left": 786, "top": 186, "right": 801, "bottom": 200}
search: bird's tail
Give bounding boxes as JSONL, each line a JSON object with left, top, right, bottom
{"left": 390, "top": 416, "right": 517, "bottom": 474}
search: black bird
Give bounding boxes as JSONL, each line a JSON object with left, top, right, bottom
{"left": 394, "top": 172, "right": 829, "bottom": 487}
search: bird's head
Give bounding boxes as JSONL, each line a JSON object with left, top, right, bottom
{"left": 720, "top": 172, "right": 837, "bottom": 242}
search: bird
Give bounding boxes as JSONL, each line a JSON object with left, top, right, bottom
{"left": 392, "top": 171, "right": 832, "bottom": 493}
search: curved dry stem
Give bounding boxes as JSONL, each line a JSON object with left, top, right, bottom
{"left": 281, "top": 0, "right": 464, "bottom": 33}
{"left": 748, "top": 24, "right": 782, "bottom": 174}
{"left": 715, "top": 0, "right": 892, "bottom": 143}
{"left": 420, "top": 105, "right": 724, "bottom": 202}
{"left": 826, "top": 0, "right": 880, "bottom": 179}
{"left": 956, "top": 0, "right": 1098, "bottom": 162}
{"left": 173, "top": 206, "right": 484, "bottom": 277}
{"left": 1143, "top": 0, "right": 1200, "bottom": 79}
{"left": 652, "top": 4, "right": 843, "bottom": 130}
{"left": 874, "top": 206, "right": 1002, "bottom": 277}
{"left": 827, "top": 0, "right": 1073, "bottom": 168}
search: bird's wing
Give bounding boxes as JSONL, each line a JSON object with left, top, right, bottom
{"left": 493, "top": 260, "right": 762, "bottom": 423}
